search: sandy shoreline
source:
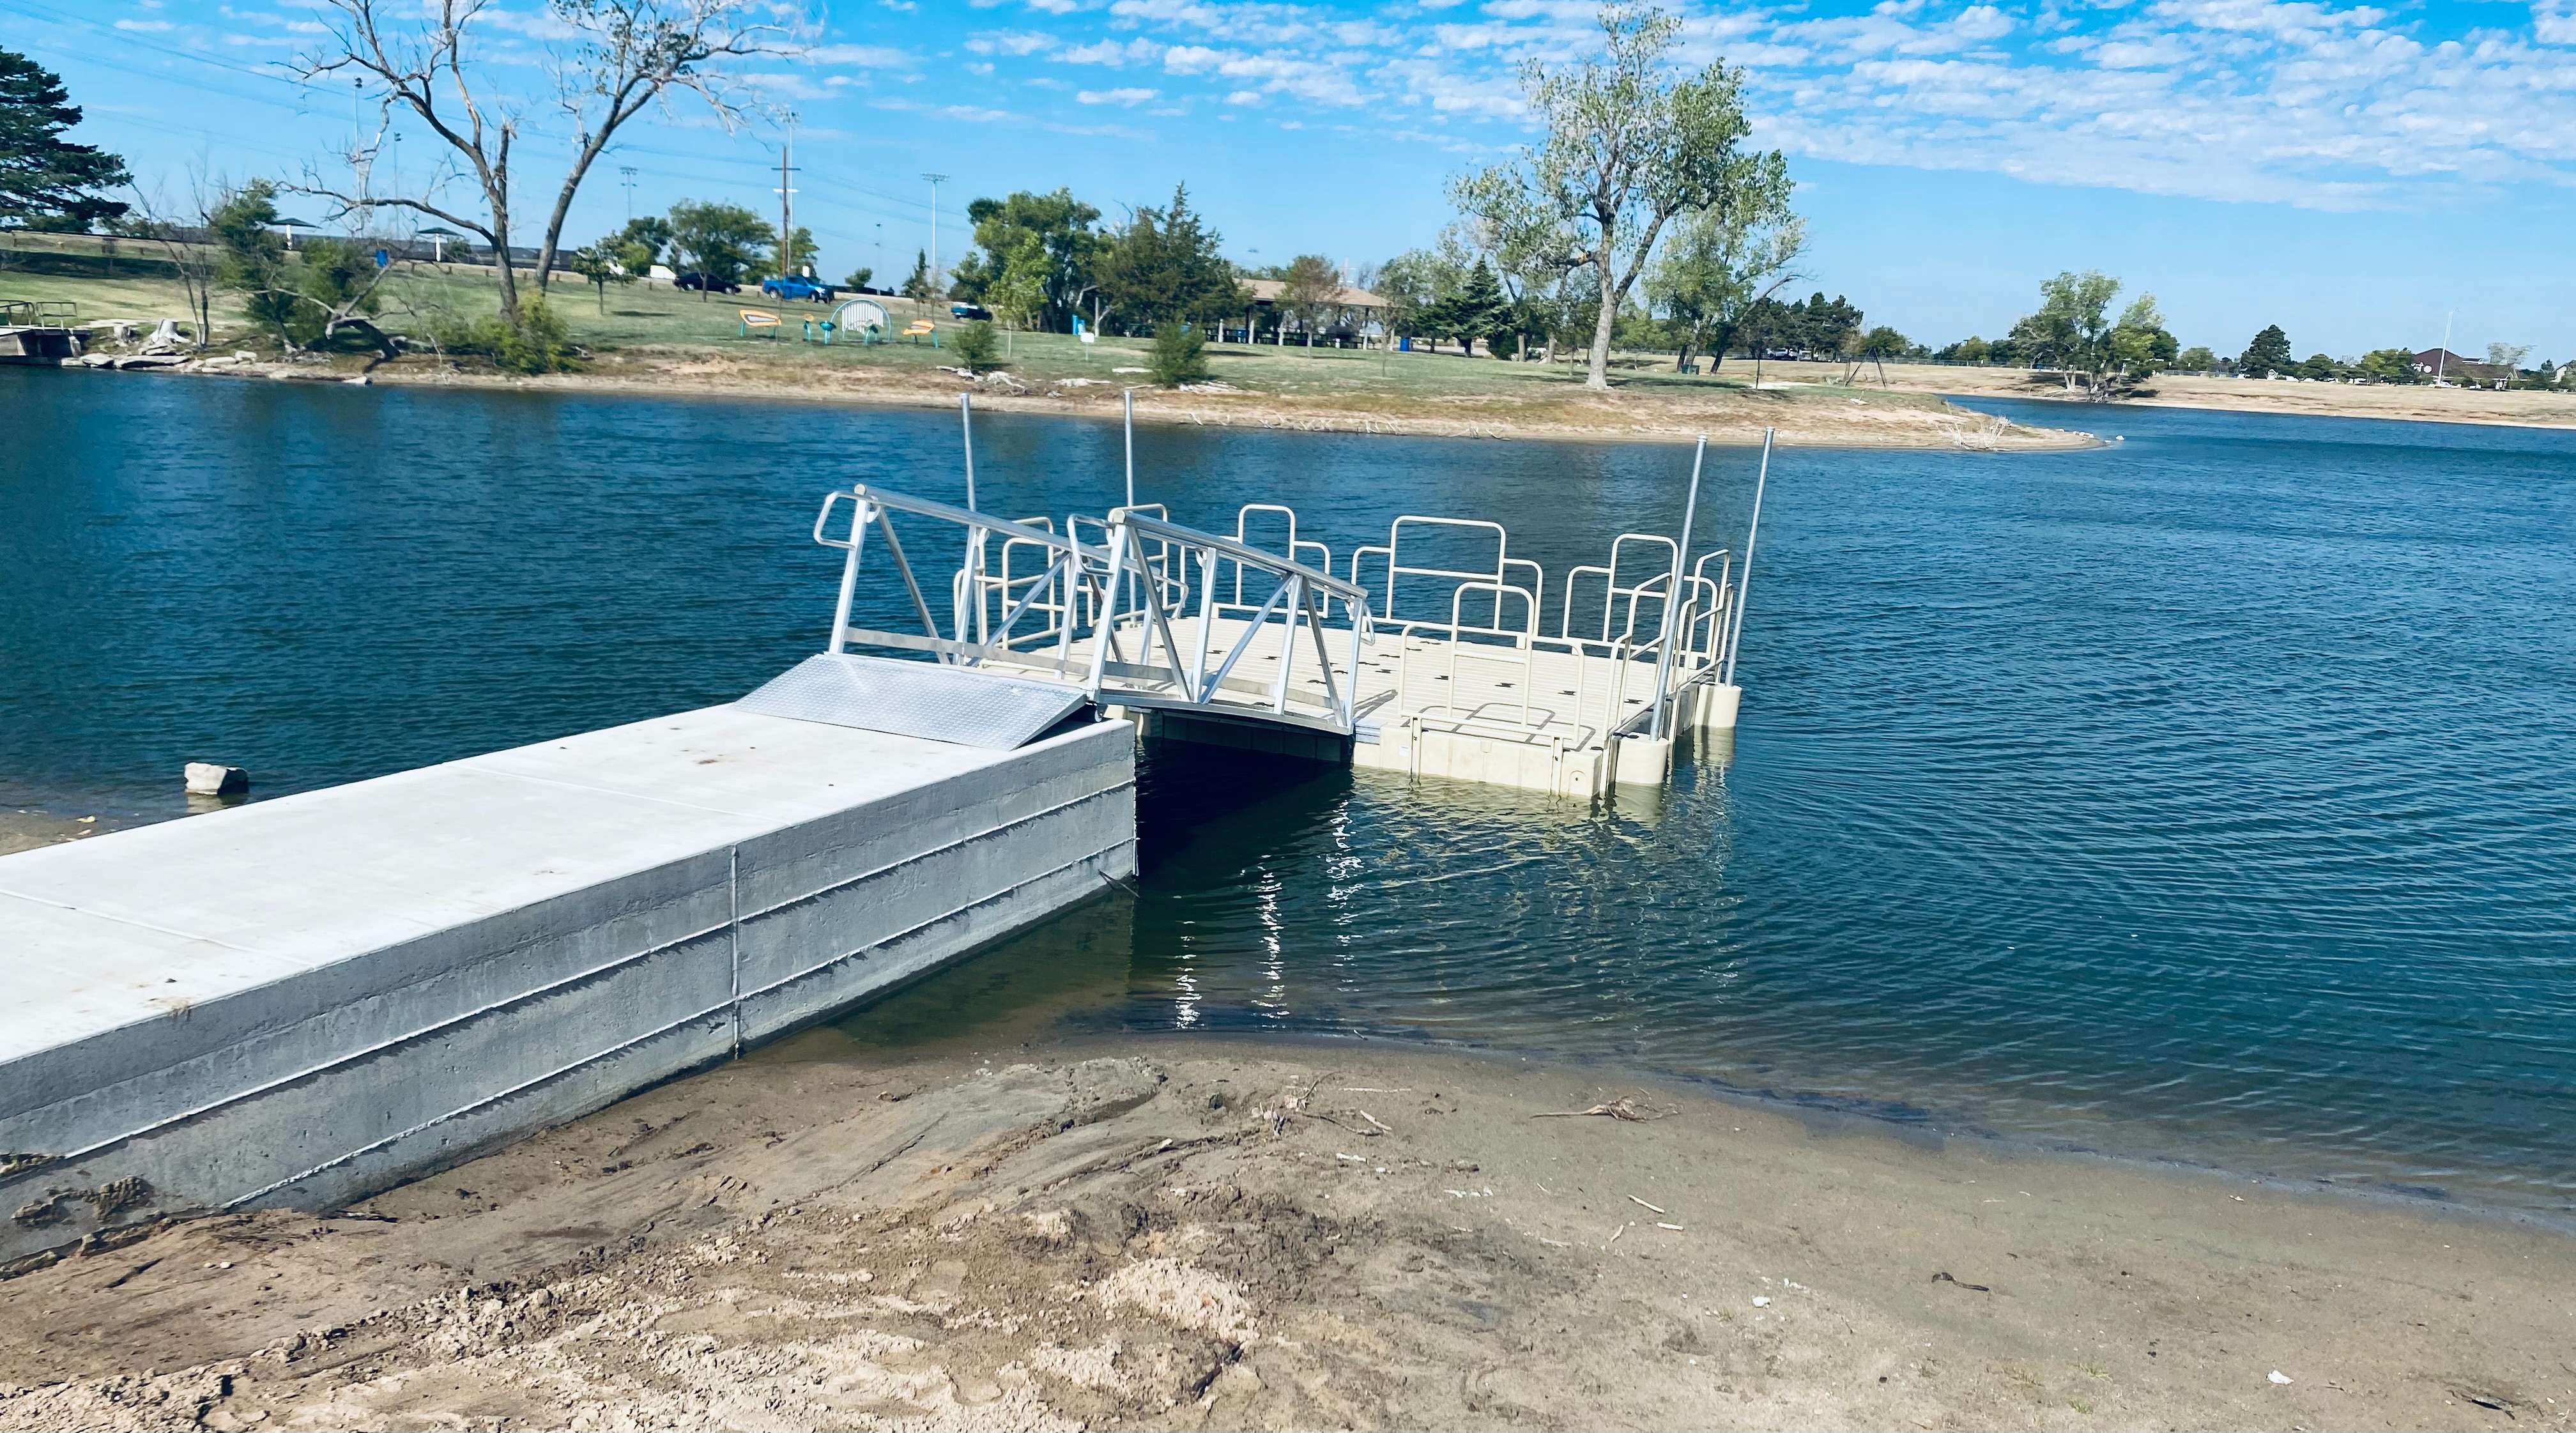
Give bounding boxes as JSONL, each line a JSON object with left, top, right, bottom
{"left": 4, "top": 1027, "right": 2564, "bottom": 1432}
{"left": 1850, "top": 363, "right": 2576, "bottom": 433}
{"left": 66, "top": 355, "right": 2103, "bottom": 453}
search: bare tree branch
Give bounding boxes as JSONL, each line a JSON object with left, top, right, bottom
{"left": 293, "top": 0, "right": 802, "bottom": 327}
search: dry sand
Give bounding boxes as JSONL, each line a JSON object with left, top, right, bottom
{"left": 1841, "top": 362, "right": 2576, "bottom": 431}
{"left": 4, "top": 1031, "right": 2566, "bottom": 1432}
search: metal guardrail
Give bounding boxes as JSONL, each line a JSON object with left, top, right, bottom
{"left": 814, "top": 482, "right": 1374, "bottom": 736}
{"left": 806, "top": 424, "right": 1770, "bottom": 769}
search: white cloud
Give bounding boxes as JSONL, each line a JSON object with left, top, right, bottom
{"left": 806, "top": 43, "right": 916, "bottom": 66}
{"left": 806, "top": 0, "right": 2576, "bottom": 213}
{"left": 967, "top": 29, "right": 1061, "bottom": 56}
{"left": 114, "top": 17, "right": 176, "bottom": 29}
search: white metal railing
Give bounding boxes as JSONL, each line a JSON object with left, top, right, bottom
{"left": 808, "top": 424, "right": 1770, "bottom": 770}
{"left": 815, "top": 483, "right": 1375, "bottom": 736}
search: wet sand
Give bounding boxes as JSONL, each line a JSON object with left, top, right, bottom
{"left": 0, "top": 809, "right": 100, "bottom": 856}
{"left": 3, "top": 1029, "right": 2566, "bottom": 1431}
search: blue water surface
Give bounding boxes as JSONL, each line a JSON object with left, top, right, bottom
{"left": 4, "top": 370, "right": 2571, "bottom": 1212}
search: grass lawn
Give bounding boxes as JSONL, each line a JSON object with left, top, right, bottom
{"left": 3, "top": 236, "right": 2075, "bottom": 447}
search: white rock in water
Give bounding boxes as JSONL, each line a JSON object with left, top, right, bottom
{"left": 184, "top": 762, "right": 249, "bottom": 796}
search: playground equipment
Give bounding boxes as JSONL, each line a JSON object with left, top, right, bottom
{"left": 901, "top": 318, "right": 939, "bottom": 347}
{"left": 829, "top": 297, "right": 892, "bottom": 346}
{"left": 739, "top": 309, "right": 782, "bottom": 340}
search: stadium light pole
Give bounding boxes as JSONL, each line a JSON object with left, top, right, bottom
{"left": 922, "top": 172, "right": 949, "bottom": 299}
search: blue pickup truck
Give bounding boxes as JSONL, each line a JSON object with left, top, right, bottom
{"left": 761, "top": 275, "right": 836, "bottom": 303}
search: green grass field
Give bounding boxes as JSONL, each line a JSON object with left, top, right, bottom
{"left": 3, "top": 234, "right": 2008, "bottom": 443}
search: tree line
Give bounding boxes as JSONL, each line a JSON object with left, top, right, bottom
{"left": 1931, "top": 279, "right": 2570, "bottom": 395}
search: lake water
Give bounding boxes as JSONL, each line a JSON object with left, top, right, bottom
{"left": 6, "top": 369, "right": 2573, "bottom": 1216}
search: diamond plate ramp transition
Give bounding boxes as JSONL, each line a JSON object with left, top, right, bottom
{"left": 736, "top": 653, "right": 1093, "bottom": 749}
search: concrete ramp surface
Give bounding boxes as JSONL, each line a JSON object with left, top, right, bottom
{"left": 0, "top": 705, "right": 1135, "bottom": 1265}
{"left": 737, "top": 652, "right": 1092, "bottom": 749}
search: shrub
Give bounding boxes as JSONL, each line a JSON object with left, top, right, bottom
{"left": 426, "top": 297, "right": 578, "bottom": 374}
{"left": 1148, "top": 321, "right": 1208, "bottom": 386}
{"left": 951, "top": 320, "right": 999, "bottom": 373}
{"left": 488, "top": 298, "right": 574, "bottom": 374}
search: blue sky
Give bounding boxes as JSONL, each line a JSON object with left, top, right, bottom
{"left": 13, "top": 0, "right": 2574, "bottom": 359}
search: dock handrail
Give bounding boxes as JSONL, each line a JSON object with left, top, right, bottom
{"left": 813, "top": 483, "right": 1375, "bottom": 736}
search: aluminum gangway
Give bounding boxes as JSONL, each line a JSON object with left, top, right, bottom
{"left": 741, "top": 436, "right": 1766, "bottom": 800}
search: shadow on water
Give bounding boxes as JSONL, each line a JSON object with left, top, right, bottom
{"left": 1131, "top": 739, "right": 1353, "bottom": 876}
{"left": 809, "top": 734, "right": 1354, "bottom": 1060}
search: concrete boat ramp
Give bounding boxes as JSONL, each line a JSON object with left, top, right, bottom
{"left": 1, "top": 439, "right": 1767, "bottom": 1267}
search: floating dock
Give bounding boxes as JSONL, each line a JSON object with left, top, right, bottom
{"left": 1, "top": 422, "right": 1766, "bottom": 1264}
{"left": 0, "top": 706, "right": 1131, "bottom": 1267}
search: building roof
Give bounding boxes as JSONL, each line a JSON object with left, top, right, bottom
{"left": 1243, "top": 278, "right": 1389, "bottom": 310}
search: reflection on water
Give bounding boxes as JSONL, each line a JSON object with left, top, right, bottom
{"left": 10, "top": 371, "right": 2576, "bottom": 1215}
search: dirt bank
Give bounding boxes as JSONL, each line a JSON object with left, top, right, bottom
{"left": 3, "top": 1032, "right": 2564, "bottom": 1431}
{"left": 1844, "top": 362, "right": 2576, "bottom": 431}
{"left": 56, "top": 349, "right": 2099, "bottom": 453}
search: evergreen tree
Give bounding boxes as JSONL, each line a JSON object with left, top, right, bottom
{"left": 208, "top": 180, "right": 297, "bottom": 345}
{"left": 1446, "top": 259, "right": 1506, "bottom": 356}
{"left": 0, "top": 50, "right": 130, "bottom": 230}
{"left": 2240, "top": 323, "right": 2293, "bottom": 378}
{"left": 1096, "top": 183, "right": 1241, "bottom": 333}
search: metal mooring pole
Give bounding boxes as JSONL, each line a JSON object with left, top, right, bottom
{"left": 959, "top": 392, "right": 981, "bottom": 643}
{"left": 1122, "top": 388, "right": 1137, "bottom": 509}
{"left": 960, "top": 390, "right": 978, "bottom": 512}
{"left": 1722, "top": 427, "right": 1774, "bottom": 688}
{"left": 1650, "top": 434, "right": 1708, "bottom": 740}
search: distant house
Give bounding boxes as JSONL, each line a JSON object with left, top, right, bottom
{"left": 2412, "top": 348, "right": 2504, "bottom": 384}
{"left": 1241, "top": 279, "right": 1390, "bottom": 344}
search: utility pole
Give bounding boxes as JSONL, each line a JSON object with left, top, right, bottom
{"left": 2437, "top": 309, "right": 2454, "bottom": 383}
{"left": 776, "top": 116, "right": 799, "bottom": 281}
{"left": 619, "top": 165, "right": 638, "bottom": 224}
{"left": 351, "top": 77, "right": 371, "bottom": 220}
{"left": 921, "top": 172, "right": 949, "bottom": 299}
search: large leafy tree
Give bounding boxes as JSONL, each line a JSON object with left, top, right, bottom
{"left": 948, "top": 188, "right": 1103, "bottom": 332}
{"left": 0, "top": 50, "right": 130, "bottom": 231}
{"left": 1454, "top": 3, "right": 1782, "bottom": 389}
{"left": 1374, "top": 230, "right": 1475, "bottom": 346}
{"left": 2007, "top": 272, "right": 2175, "bottom": 399}
{"left": 2357, "top": 347, "right": 2418, "bottom": 383}
{"left": 1278, "top": 253, "right": 1340, "bottom": 346}
{"left": 1647, "top": 188, "right": 1801, "bottom": 374}
{"left": 1095, "top": 183, "right": 1241, "bottom": 333}
{"left": 666, "top": 199, "right": 769, "bottom": 295}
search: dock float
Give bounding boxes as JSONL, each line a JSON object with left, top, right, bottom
{"left": 2, "top": 429, "right": 1766, "bottom": 1266}
{"left": 0, "top": 705, "right": 1132, "bottom": 1268}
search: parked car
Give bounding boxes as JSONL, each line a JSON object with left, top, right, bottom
{"left": 673, "top": 272, "right": 741, "bottom": 294}
{"left": 949, "top": 302, "right": 992, "bottom": 321}
{"left": 762, "top": 274, "right": 836, "bottom": 303}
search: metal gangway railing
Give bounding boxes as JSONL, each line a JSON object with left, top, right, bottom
{"left": 814, "top": 482, "right": 1377, "bottom": 737}
{"left": 802, "top": 418, "right": 1768, "bottom": 780}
